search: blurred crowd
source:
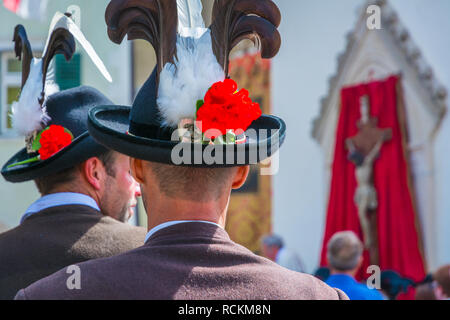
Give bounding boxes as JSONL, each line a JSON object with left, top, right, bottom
{"left": 260, "top": 231, "right": 450, "bottom": 300}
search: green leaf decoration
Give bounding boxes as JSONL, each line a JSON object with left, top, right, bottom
{"left": 201, "top": 133, "right": 210, "bottom": 145}
{"left": 64, "top": 128, "right": 74, "bottom": 139}
{"left": 8, "top": 125, "right": 75, "bottom": 169}
{"left": 7, "top": 155, "right": 40, "bottom": 169}
{"left": 31, "top": 127, "right": 48, "bottom": 152}
{"left": 226, "top": 131, "right": 236, "bottom": 144}
{"left": 31, "top": 126, "right": 74, "bottom": 152}
{"left": 196, "top": 100, "right": 204, "bottom": 113}
{"left": 214, "top": 136, "right": 226, "bottom": 145}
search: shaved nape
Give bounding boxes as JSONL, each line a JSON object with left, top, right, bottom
{"left": 145, "top": 161, "right": 237, "bottom": 202}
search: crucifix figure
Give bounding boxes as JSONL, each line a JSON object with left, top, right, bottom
{"left": 346, "top": 96, "right": 392, "bottom": 254}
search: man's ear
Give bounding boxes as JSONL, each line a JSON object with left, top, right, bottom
{"left": 83, "top": 157, "right": 106, "bottom": 191}
{"left": 231, "top": 166, "right": 250, "bottom": 190}
{"left": 130, "top": 158, "right": 145, "bottom": 184}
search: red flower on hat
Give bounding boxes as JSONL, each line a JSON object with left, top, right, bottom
{"left": 38, "top": 125, "right": 73, "bottom": 160}
{"left": 196, "top": 79, "right": 261, "bottom": 140}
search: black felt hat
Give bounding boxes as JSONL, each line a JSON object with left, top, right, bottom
{"left": 2, "top": 13, "right": 115, "bottom": 182}
{"left": 88, "top": 71, "right": 286, "bottom": 167}
{"left": 88, "top": 0, "right": 285, "bottom": 167}
{"left": 2, "top": 86, "right": 113, "bottom": 182}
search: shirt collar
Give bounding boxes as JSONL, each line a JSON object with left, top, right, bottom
{"left": 328, "top": 274, "right": 357, "bottom": 283}
{"left": 21, "top": 192, "right": 100, "bottom": 224}
{"left": 145, "top": 220, "right": 223, "bottom": 243}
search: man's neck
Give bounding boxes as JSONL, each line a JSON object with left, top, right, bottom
{"left": 145, "top": 195, "right": 230, "bottom": 232}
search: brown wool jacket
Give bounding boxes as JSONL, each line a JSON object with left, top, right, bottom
{"left": 15, "top": 222, "right": 348, "bottom": 300}
{"left": 0, "top": 205, "right": 146, "bottom": 300}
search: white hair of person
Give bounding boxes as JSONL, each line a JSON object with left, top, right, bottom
{"left": 327, "top": 231, "right": 363, "bottom": 271}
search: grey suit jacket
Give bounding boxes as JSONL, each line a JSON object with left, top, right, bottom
{"left": 15, "top": 222, "right": 348, "bottom": 300}
{"left": 0, "top": 205, "right": 146, "bottom": 300}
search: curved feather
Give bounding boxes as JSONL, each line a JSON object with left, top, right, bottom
{"left": 41, "top": 27, "right": 76, "bottom": 101}
{"left": 105, "top": 0, "right": 178, "bottom": 75}
{"left": 11, "top": 25, "right": 51, "bottom": 137}
{"left": 210, "top": 0, "right": 282, "bottom": 75}
{"left": 231, "top": 15, "right": 281, "bottom": 58}
{"left": 11, "top": 58, "right": 50, "bottom": 136}
{"left": 230, "top": 0, "right": 281, "bottom": 27}
{"left": 13, "top": 25, "right": 33, "bottom": 89}
{"left": 44, "top": 12, "right": 112, "bottom": 83}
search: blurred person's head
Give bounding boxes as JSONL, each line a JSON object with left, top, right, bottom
{"left": 380, "top": 270, "right": 416, "bottom": 300}
{"left": 433, "top": 265, "right": 450, "bottom": 300}
{"left": 415, "top": 282, "right": 437, "bottom": 300}
{"left": 261, "top": 234, "right": 284, "bottom": 261}
{"left": 34, "top": 151, "right": 141, "bottom": 222}
{"left": 130, "top": 159, "right": 249, "bottom": 230}
{"left": 327, "top": 231, "right": 363, "bottom": 277}
{"left": 1, "top": 85, "right": 139, "bottom": 222}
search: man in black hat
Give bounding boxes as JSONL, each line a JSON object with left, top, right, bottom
{"left": 0, "top": 14, "right": 146, "bottom": 300}
{"left": 14, "top": 0, "right": 347, "bottom": 300}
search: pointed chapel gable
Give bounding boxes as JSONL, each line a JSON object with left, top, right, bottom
{"left": 311, "top": 0, "right": 448, "bottom": 270}
{"left": 312, "top": 0, "right": 447, "bottom": 157}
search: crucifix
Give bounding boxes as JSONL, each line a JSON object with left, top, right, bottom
{"left": 346, "top": 95, "right": 392, "bottom": 264}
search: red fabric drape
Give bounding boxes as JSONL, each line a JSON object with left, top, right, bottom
{"left": 320, "top": 76, "right": 426, "bottom": 298}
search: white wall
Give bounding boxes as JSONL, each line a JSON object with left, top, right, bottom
{"left": 272, "top": 0, "right": 361, "bottom": 273}
{"left": 390, "top": 0, "right": 450, "bottom": 269}
{"left": 272, "top": 0, "right": 450, "bottom": 273}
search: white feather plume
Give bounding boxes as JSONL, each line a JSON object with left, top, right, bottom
{"left": 177, "top": 0, "right": 204, "bottom": 29}
{"left": 157, "top": 0, "right": 225, "bottom": 127}
{"left": 177, "top": 0, "right": 205, "bottom": 37}
{"left": 43, "top": 62, "right": 60, "bottom": 96}
{"left": 44, "top": 12, "right": 112, "bottom": 83}
{"left": 11, "top": 58, "right": 51, "bottom": 135}
{"left": 11, "top": 11, "right": 112, "bottom": 137}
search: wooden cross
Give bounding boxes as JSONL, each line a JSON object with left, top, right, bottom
{"left": 346, "top": 95, "right": 392, "bottom": 265}
{"left": 347, "top": 96, "right": 392, "bottom": 158}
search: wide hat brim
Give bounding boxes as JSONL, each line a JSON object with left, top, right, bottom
{"left": 88, "top": 105, "right": 286, "bottom": 167}
{"left": 1, "top": 133, "right": 107, "bottom": 183}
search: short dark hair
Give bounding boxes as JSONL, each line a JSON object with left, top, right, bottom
{"left": 98, "top": 150, "right": 117, "bottom": 178}
{"left": 34, "top": 150, "right": 117, "bottom": 195}
{"left": 34, "top": 165, "right": 81, "bottom": 195}
{"left": 148, "top": 162, "right": 237, "bottom": 202}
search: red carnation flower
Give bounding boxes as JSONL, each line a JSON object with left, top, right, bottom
{"left": 197, "top": 79, "right": 261, "bottom": 140}
{"left": 38, "top": 125, "right": 73, "bottom": 160}
{"left": 204, "top": 79, "right": 237, "bottom": 105}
